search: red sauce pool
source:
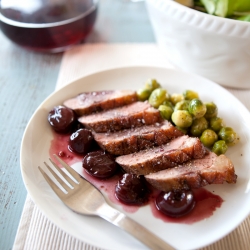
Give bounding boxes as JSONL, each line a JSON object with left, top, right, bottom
{"left": 49, "top": 131, "right": 82, "bottom": 165}
{"left": 49, "top": 132, "right": 223, "bottom": 224}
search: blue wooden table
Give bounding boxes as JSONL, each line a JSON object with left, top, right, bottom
{"left": 0, "top": 1, "right": 155, "bottom": 249}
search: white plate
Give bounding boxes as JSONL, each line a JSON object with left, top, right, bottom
{"left": 21, "top": 66, "right": 250, "bottom": 250}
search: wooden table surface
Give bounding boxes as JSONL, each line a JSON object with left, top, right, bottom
{"left": 0, "top": 1, "right": 155, "bottom": 249}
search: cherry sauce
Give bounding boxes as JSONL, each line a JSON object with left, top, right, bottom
{"left": 49, "top": 132, "right": 223, "bottom": 224}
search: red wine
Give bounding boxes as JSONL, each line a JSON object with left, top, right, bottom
{"left": 0, "top": 0, "right": 98, "bottom": 52}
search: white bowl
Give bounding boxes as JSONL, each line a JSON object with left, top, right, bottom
{"left": 146, "top": 0, "right": 250, "bottom": 89}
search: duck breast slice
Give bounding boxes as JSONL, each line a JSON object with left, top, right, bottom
{"left": 64, "top": 90, "right": 137, "bottom": 116}
{"left": 93, "top": 120, "right": 183, "bottom": 155}
{"left": 78, "top": 101, "right": 162, "bottom": 133}
{"left": 145, "top": 152, "right": 237, "bottom": 192}
{"left": 116, "top": 135, "right": 207, "bottom": 175}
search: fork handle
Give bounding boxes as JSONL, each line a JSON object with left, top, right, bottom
{"left": 97, "top": 203, "right": 175, "bottom": 250}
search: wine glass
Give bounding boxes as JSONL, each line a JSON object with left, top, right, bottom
{"left": 0, "top": 0, "right": 98, "bottom": 53}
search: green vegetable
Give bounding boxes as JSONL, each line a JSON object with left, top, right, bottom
{"left": 171, "top": 110, "right": 193, "bottom": 128}
{"left": 148, "top": 88, "right": 167, "bottom": 108}
{"left": 159, "top": 105, "right": 174, "bottom": 120}
{"left": 183, "top": 90, "right": 199, "bottom": 100}
{"left": 144, "top": 79, "right": 161, "bottom": 92}
{"left": 234, "top": 1, "right": 250, "bottom": 12}
{"left": 174, "top": 100, "right": 190, "bottom": 111}
{"left": 212, "top": 140, "right": 228, "bottom": 155}
{"left": 200, "top": 0, "right": 235, "bottom": 17}
{"left": 136, "top": 78, "right": 239, "bottom": 153}
{"left": 200, "top": 129, "right": 218, "bottom": 148}
{"left": 199, "top": 0, "right": 250, "bottom": 18}
{"left": 200, "top": 0, "right": 217, "bottom": 15}
{"left": 162, "top": 100, "right": 174, "bottom": 108}
{"left": 236, "top": 14, "right": 250, "bottom": 21}
{"left": 188, "top": 98, "right": 207, "bottom": 118}
{"left": 170, "top": 93, "right": 184, "bottom": 105}
{"left": 204, "top": 102, "right": 218, "bottom": 119}
{"left": 176, "top": 126, "right": 188, "bottom": 134}
{"left": 190, "top": 117, "right": 208, "bottom": 137}
{"left": 210, "top": 117, "right": 225, "bottom": 132}
{"left": 215, "top": 0, "right": 235, "bottom": 17}
{"left": 218, "top": 127, "right": 239, "bottom": 145}
{"left": 136, "top": 88, "right": 151, "bottom": 101}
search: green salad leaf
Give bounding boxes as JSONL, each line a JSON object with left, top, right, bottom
{"left": 200, "top": 0, "right": 217, "bottom": 15}
{"left": 233, "top": 0, "right": 250, "bottom": 12}
{"left": 216, "top": 0, "right": 235, "bottom": 17}
{"left": 237, "top": 14, "right": 250, "bottom": 21}
{"left": 201, "top": 0, "right": 234, "bottom": 17}
{"left": 195, "top": 0, "right": 250, "bottom": 20}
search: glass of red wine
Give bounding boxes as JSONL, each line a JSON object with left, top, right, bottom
{"left": 0, "top": 0, "right": 98, "bottom": 53}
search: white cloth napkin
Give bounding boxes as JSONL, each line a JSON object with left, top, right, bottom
{"left": 13, "top": 43, "right": 250, "bottom": 250}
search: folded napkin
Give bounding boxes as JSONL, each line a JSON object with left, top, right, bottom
{"left": 13, "top": 43, "right": 250, "bottom": 250}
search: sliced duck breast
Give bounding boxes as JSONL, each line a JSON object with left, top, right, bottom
{"left": 93, "top": 120, "right": 183, "bottom": 155}
{"left": 64, "top": 90, "right": 137, "bottom": 116}
{"left": 116, "top": 135, "right": 207, "bottom": 175}
{"left": 78, "top": 101, "right": 162, "bottom": 133}
{"left": 145, "top": 152, "right": 237, "bottom": 192}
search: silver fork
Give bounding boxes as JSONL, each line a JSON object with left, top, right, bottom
{"left": 38, "top": 154, "right": 175, "bottom": 250}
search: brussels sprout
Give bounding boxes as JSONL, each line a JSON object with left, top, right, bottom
{"left": 212, "top": 140, "right": 228, "bottom": 155}
{"left": 218, "top": 127, "right": 239, "bottom": 146}
{"left": 148, "top": 88, "right": 167, "bottom": 108}
{"left": 188, "top": 99, "right": 207, "bottom": 118}
{"left": 183, "top": 90, "right": 199, "bottom": 100}
{"left": 204, "top": 102, "right": 218, "bottom": 119}
{"left": 170, "top": 93, "right": 184, "bottom": 105}
{"left": 136, "top": 88, "right": 151, "bottom": 101}
{"left": 200, "top": 129, "right": 218, "bottom": 148}
{"left": 144, "top": 78, "right": 161, "bottom": 91}
{"left": 165, "top": 92, "right": 171, "bottom": 101}
{"left": 210, "top": 117, "right": 225, "bottom": 132}
{"left": 190, "top": 117, "right": 208, "bottom": 137}
{"left": 159, "top": 105, "right": 174, "bottom": 120}
{"left": 171, "top": 110, "right": 193, "bottom": 128}
{"left": 162, "top": 100, "right": 174, "bottom": 108}
{"left": 176, "top": 126, "right": 188, "bottom": 134}
{"left": 174, "top": 100, "right": 190, "bottom": 111}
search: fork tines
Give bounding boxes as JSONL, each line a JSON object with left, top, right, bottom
{"left": 38, "top": 154, "right": 80, "bottom": 195}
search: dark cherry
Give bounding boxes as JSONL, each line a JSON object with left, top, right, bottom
{"left": 68, "top": 128, "right": 94, "bottom": 155}
{"left": 71, "top": 121, "right": 84, "bottom": 133}
{"left": 82, "top": 150, "right": 117, "bottom": 179}
{"left": 48, "top": 105, "right": 76, "bottom": 133}
{"left": 115, "top": 173, "right": 148, "bottom": 205}
{"left": 155, "top": 190, "right": 195, "bottom": 217}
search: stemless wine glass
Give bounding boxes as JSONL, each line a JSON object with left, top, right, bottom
{"left": 0, "top": 0, "right": 98, "bottom": 53}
